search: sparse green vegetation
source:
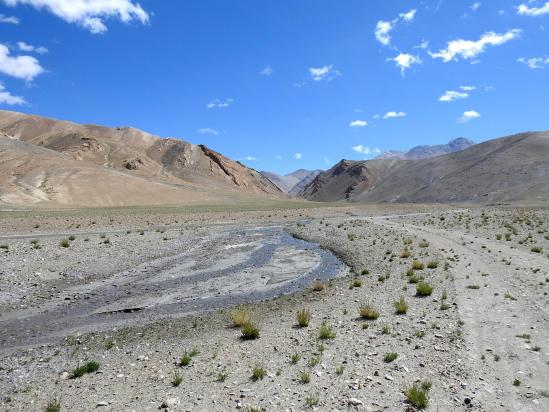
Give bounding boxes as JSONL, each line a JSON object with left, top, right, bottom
{"left": 172, "top": 370, "right": 183, "bottom": 386}
{"left": 393, "top": 297, "right": 408, "bottom": 314}
{"left": 230, "top": 305, "right": 252, "bottom": 327}
{"left": 318, "top": 322, "right": 336, "bottom": 339}
{"left": 384, "top": 352, "right": 398, "bottom": 363}
{"left": 45, "top": 398, "right": 62, "bottom": 412}
{"left": 71, "top": 361, "right": 100, "bottom": 378}
{"left": 426, "top": 260, "right": 438, "bottom": 269}
{"left": 296, "top": 308, "right": 311, "bottom": 327}
{"left": 405, "top": 382, "right": 430, "bottom": 409}
{"left": 251, "top": 364, "right": 266, "bottom": 381}
{"left": 416, "top": 282, "right": 433, "bottom": 296}
{"left": 359, "top": 304, "right": 380, "bottom": 320}
{"left": 412, "top": 260, "right": 424, "bottom": 270}
{"left": 241, "top": 322, "right": 260, "bottom": 340}
{"left": 299, "top": 370, "right": 311, "bottom": 384}
{"left": 59, "top": 239, "right": 70, "bottom": 248}
{"left": 291, "top": 353, "right": 301, "bottom": 364}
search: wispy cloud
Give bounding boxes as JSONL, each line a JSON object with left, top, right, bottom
{"left": 471, "top": 2, "right": 481, "bottom": 12}
{"left": 390, "top": 53, "right": 422, "bottom": 75}
{"left": 352, "top": 145, "right": 381, "bottom": 157}
{"left": 198, "top": 128, "right": 218, "bottom": 135}
{"left": 17, "top": 41, "right": 48, "bottom": 54}
{"left": 399, "top": 9, "right": 417, "bottom": 22}
{"left": 309, "top": 65, "right": 341, "bottom": 82}
{"left": 0, "top": 13, "right": 19, "bottom": 24}
{"left": 0, "top": 44, "right": 44, "bottom": 81}
{"left": 457, "top": 110, "right": 480, "bottom": 123}
{"left": 2, "top": 0, "right": 149, "bottom": 33}
{"left": 375, "top": 9, "right": 417, "bottom": 46}
{"left": 294, "top": 152, "right": 302, "bottom": 160}
{"left": 0, "top": 83, "right": 26, "bottom": 105}
{"left": 518, "top": 56, "right": 549, "bottom": 69}
{"left": 349, "top": 120, "right": 368, "bottom": 127}
{"left": 260, "top": 65, "right": 273, "bottom": 76}
{"left": 383, "top": 111, "right": 406, "bottom": 119}
{"left": 439, "top": 90, "right": 469, "bottom": 102}
{"left": 206, "top": 98, "right": 233, "bottom": 109}
{"left": 517, "top": 2, "right": 549, "bottom": 16}
{"left": 430, "top": 29, "right": 521, "bottom": 62}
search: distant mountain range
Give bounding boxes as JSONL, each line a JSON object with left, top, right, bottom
{"left": 261, "top": 169, "right": 322, "bottom": 195}
{"left": 298, "top": 132, "right": 549, "bottom": 204}
{"left": 376, "top": 137, "right": 475, "bottom": 160}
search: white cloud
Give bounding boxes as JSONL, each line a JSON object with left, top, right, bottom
{"left": 17, "top": 41, "right": 48, "bottom": 54}
{"left": 198, "top": 128, "right": 218, "bottom": 135}
{"left": 260, "top": 65, "right": 273, "bottom": 76}
{"left": 352, "top": 145, "right": 381, "bottom": 157}
{"left": 0, "top": 13, "right": 19, "bottom": 23}
{"left": 309, "top": 65, "right": 341, "bottom": 82}
{"left": 323, "top": 156, "right": 331, "bottom": 166}
{"left": 375, "top": 20, "right": 393, "bottom": 46}
{"left": 430, "top": 29, "right": 521, "bottom": 62}
{"left": 244, "top": 156, "right": 257, "bottom": 161}
{"left": 2, "top": 0, "right": 149, "bottom": 34}
{"left": 0, "top": 83, "right": 26, "bottom": 105}
{"left": 206, "top": 98, "right": 233, "bottom": 109}
{"left": 0, "top": 44, "right": 44, "bottom": 81}
{"left": 439, "top": 90, "right": 469, "bottom": 102}
{"left": 457, "top": 110, "right": 480, "bottom": 123}
{"left": 383, "top": 111, "right": 406, "bottom": 119}
{"left": 471, "top": 2, "right": 481, "bottom": 12}
{"left": 460, "top": 85, "right": 476, "bottom": 91}
{"left": 415, "top": 39, "right": 430, "bottom": 50}
{"left": 390, "top": 53, "right": 422, "bottom": 75}
{"left": 518, "top": 56, "right": 549, "bottom": 69}
{"left": 294, "top": 153, "right": 302, "bottom": 160}
{"left": 399, "top": 9, "right": 417, "bottom": 22}
{"left": 349, "top": 120, "right": 368, "bottom": 127}
{"left": 517, "top": 2, "right": 549, "bottom": 16}
{"left": 375, "top": 9, "right": 417, "bottom": 46}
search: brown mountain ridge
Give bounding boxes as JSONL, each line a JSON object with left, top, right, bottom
{"left": 298, "top": 131, "right": 549, "bottom": 204}
{"left": 0, "top": 110, "right": 283, "bottom": 207}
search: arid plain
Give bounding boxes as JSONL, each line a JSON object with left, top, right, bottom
{"left": 1, "top": 203, "right": 548, "bottom": 411}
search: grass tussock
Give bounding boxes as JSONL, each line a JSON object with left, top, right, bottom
{"left": 71, "top": 361, "right": 100, "bottom": 379}
{"left": 359, "top": 304, "right": 380, "bottom": 320}
{"left": 416, "top": 282, "right": 433, "bottom": 296}
{"left": 296, "top": 309, "right": 311, "bottom": 327}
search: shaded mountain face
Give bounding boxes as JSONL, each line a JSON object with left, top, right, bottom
{"left": 0, "top": 110, "right": 283, "bottom": 207}
{"left": 377, "top": 137, "right": 475, "bottom": 160}
{"left": 261, "top": 169, "right": 322, "bottom": 194}
{"left": 298, "top": 132, "right": 549, "bottom": 204}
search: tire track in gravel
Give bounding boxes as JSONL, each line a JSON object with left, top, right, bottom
{"left": 370, "top": 215, "right": 549, "bottom": 412}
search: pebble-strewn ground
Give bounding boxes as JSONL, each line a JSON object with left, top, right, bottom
{"left": 0, "top": 205, "right": 547, "bottom": 411}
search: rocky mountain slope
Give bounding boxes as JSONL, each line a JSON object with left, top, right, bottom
{"left": 299, "top": 132, "right": 549, "bottom": 204}
{"left": 0, "top": 110, "right": 283, "bottom": 207}
{"left": 260, "top": 169, "right": 322, "bottom": 194}
{"left": 377, "top": 137, "right": 475, "bottom": 160}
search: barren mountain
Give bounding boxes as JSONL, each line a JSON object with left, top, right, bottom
{"left": 0, "top": 110, "right": 283, "bottom": 207}
{"left": 299, "top": 132, "right": 549, "bottom": 204}
{"left": 377, "top": 137, "right": 475, "bottom": 160}
{"left": 260, "top": 169, "right": 322, "bottom": 194}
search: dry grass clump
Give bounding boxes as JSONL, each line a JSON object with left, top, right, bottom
{"left": 416, "top": 282, "right": 433, "bottom": 296}
{"left": 359, "top": 304, "right": 380, "bottom": 320}
{"left": 311, "top": 280, "right": 326, "bottom": 291}
{"left": 296, "top": 308, "right": 311, "bottom": 327}
{"left": 230, "top": 305, "right": 252, "bottom": 327}
{"left": 318, "top": 322, "right": 336, "bottom": 339}
{"left": 411, "top": 260, "right": 424, "bottom": 270}
{"left": 393, "top": 297, "right": 408, "bottom": 314}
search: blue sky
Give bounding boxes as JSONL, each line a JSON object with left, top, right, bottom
{"left": 0, "top": 0, "right": 548, "bottom": 174}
